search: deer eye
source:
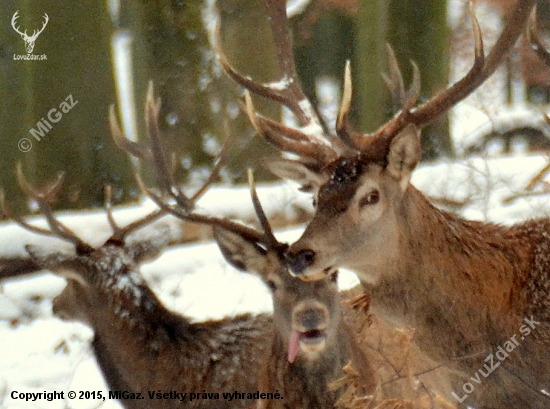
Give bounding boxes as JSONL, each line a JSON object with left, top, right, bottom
{"left": 359, "top": 190, "right": 380, "bottom": 207}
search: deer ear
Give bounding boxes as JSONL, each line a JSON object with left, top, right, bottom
{"left": 262, "top": 158, "right": 326, "bottom": 193}
{"left": 25, "top": 245, "right": 90, "bottom": 286}
{"left": 386, "top": 124, "right": 421, "bottom": 190}
{"left": 213, "top": 226, "right": 268, "bottom": 277}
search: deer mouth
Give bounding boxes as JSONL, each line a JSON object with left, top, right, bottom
{"left": 287, "top": 329, "right": 327, "bottom": 363}
{"left": 295, "top": 266, "right": 334, "bottom": 282}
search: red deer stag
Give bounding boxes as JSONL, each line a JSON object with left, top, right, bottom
{"left": 1, "top": 161, "right": 271, "bottom": 407}
{"left": 217, "top": 0, "right": 549, "bottom": 407}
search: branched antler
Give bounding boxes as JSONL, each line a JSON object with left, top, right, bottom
{"left": 1, "top": 85, "right": 181, "bottom": 266}
{"left": 1, "top": 162, "right": 171, "bottom": 259}
{"left": 247, "top": 169, "right": 285, "bottom": 252}
{"left": 1, "top": 164, "right": 93, "bottom": 254}
{"left": 101, "top": 185, "right": 166, "bottom": 245}
{"left": 217, "top": 0, "right": 536, "bottom": 168}
{"left": 111, "top": 82, "right": 269, "bottom": 246}
{"left": 215, "top": 0, "right": 345, "bottom": 165}
{"left": 11, "top": 11, "right": 49, "bottom": 53}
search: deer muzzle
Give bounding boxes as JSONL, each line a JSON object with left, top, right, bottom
{"left": 287, "top": 302, "right": 329, "bottom": 363}
{"left": 286, "top": 249, "right": 323, "bottom": 278}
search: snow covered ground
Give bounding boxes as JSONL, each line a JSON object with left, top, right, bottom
{"left": 1, "top": 154, "right": 549, "bottom": 409}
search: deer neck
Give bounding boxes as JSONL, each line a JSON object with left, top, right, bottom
{"left": 363, "top": 185, "right": 528, "bottom": 361}
{"left": 86, "top": 259, "right": 272, "bottom": 399}
{"left": 86, "top": 253, "right": 189, "bottom": 343}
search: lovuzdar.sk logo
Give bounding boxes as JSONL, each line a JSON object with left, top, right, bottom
{"left": 11, "top": 10, "right": 48, "bottom": 60}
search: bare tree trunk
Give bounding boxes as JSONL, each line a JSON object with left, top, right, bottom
{"left": 354, "top": 0, "right": 452, "bottom": 158}
{"left": 1, "top": 0, "right": 134, "bottom": 212}
{"left": 354, "top": 0, "right": 389, "bottom": 133}
{"left": 387, "top": 0, "right": 451, "bottom": 158}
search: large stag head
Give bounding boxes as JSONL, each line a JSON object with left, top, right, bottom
{"left": 12, "top": 11, "right": 49, "bottom": 54}
{"left": 217, "top": 0, "right": 537, "bottom": 281}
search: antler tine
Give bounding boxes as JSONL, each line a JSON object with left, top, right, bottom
{"left": 247, "top": 169, "right": 282, "bottom": 250}
{"left": 372, "top": 61, "right": 421, "bottom": 142}
{"left": 216, "top": 35, "right": 290, "bottom": 108}
{"left": 383, "top": 44, "right": 407, "bottom": 113}
{"left": 143, "top": 82, "right": 190, "bottom": 207}
{"left": 111, "top": 82, "right": 192, "bottom": 211}
{"left": 190, "top": 121, "right": 231, "bottom": 203}
{"left": 15, "top": 163, "right": 65, "bottom": 203}
{"left": 0, "top": 189, "right": 54, "bottom": 238}
{"left": 110, "top": 105, "right": 152, "bottom": 163}
{"left": 215, "top": 0, "right": 340, "bottom": 165}
{"left": 102, "top": 184, "right": 167, "bottom": 245}
{"left": 336, "top": 46, "right": 422, "bottom": 153}
{"left": 29, "top": 13, "right": 48, "bottom": 39}
{"left": 11, "top": 11, "right": 25, "bottom": 37}
{"left": 107, "top": 205, "right": 166, "bottom": 244}
{"left": 135, "top": 144, "right": 266, "bottom": 246}
{"left": 408, "top": 0, "right": 535, "bottom": 129}
{"left": 526, "top": 7, "right": 550, "bottom": 67}
{"left": 126, "top": 94, "right": 265, "bottom": 246}
{"left": 104, "top": 185, "right": 123, "bottom": 237}
{"left": 215, "top": 7, "right": 318, "bottom": 129}
{"left": 244, "top": 92, "right": 338, "bottom": 164}
{"left": 9, "top": 164, "right": 93, "bottom": 254}
{"left": 142, "top": 80, "right": 233, "bottom": 210}
{"left": 118, "top": 81, "right": 260, "bottom": 244}
{"left": 261, "top": 0, "right": 316, "bottom": 124}
{"left": 110, "top": 79, "right": 242, "bottom": 243}
{"left": 335, "top": 61, "right": 364, "bottom": 151}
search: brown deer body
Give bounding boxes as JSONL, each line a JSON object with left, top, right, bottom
{"left": 286, "top": 168, "right": 550, "bottom": 407}
{"left": 1, "top": 168, "right": 272, "bottom": 409}
{"left": 215, "top": 0, "right": 550, "bottom": 406}
{"left": 46, "top": 243, "right": 272, "bottom": 409}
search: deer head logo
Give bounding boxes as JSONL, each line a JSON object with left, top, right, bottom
{"left": 11, "top": 11, "right": 49, "bottom": 54}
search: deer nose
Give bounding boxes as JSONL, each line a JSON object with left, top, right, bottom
{"left": 295, "top": 307, "right": 326, "bottom": 331}
{"left": 286, "top": 249, "right": 315, "bottom": 275}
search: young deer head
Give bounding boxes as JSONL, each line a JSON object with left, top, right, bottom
{"left": 217, "top": 0, "right": 550, "bottom": 407}
{"left": 214, "top": 225, "right": 341, "bottom": 366}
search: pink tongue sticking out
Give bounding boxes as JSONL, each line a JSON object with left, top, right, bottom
{"left": 288, "top": 330, "right": 301, "bottom": 363}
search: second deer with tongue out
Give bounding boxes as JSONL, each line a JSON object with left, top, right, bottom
{"left": 214, "top": 227, "right": 376, "bottom": 409}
